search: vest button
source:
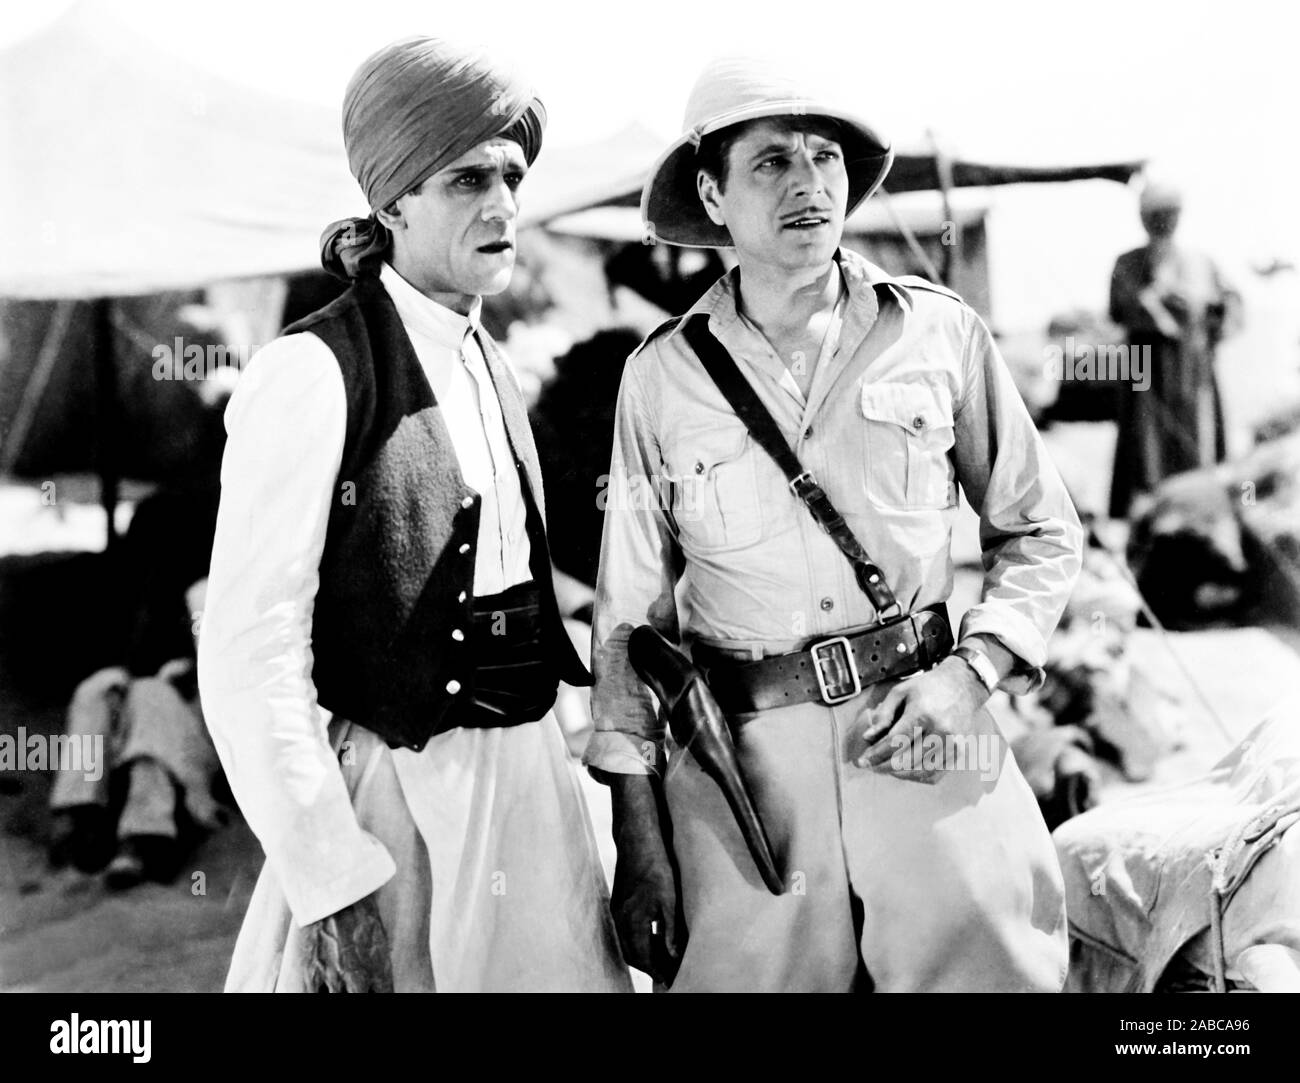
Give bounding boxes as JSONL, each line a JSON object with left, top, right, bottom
{"left": 446, "top": 679, "right": 461, "bottom": 694}
{"left": 458, "top": 591, "right": 467, "bottom": 603}
{"left": 451, "top": 629, "right": 465, "bottom": 642}
{"left": 459, "top": 542, "right": 471, "bottom": 555}
{"left": 461, "top": 495, "right": 474, "bottom": 509}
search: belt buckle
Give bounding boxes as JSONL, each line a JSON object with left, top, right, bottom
{"left": 809, "top": 635, "right": 861, "bottom": 705}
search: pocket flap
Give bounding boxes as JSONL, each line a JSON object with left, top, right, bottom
{"left": 860, "top": 381, "right": 953, "bottom": 433}
{"left": 669, "top": 423, "right": 749, "bottom": 476}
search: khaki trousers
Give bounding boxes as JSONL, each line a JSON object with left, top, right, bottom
{"left": 663, "top": 681, "right": 1068, "bottom": 992}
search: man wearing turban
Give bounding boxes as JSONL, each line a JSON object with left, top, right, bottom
{"left": 1108, "top": 180, "right": 1242, "bottom": 518}
{"left": 198, "top": 37, "right": 631, "bottom": 992}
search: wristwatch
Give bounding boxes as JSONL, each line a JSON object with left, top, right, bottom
{"left": 952, "top": 643, "right": 1000, "bottom": 694}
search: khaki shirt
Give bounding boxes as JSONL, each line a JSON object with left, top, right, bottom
{"left": 586, "top": 247, "right": 1083, "bottom": 776}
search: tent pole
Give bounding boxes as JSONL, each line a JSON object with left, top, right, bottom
{"left": 0, "top": 300, "right": 76, "bottom": 475}
{"left": 874, "top": 188, "right": 944, "bottom": 283}
{"left": 94, "top": 299, "right": 120, "bottom": 553}
{"left": 927, "top": 130, "right": 956, "bottom": 285}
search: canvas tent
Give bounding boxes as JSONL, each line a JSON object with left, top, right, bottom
{"left": 0, "top": 4, "right": 357, "bottom": 300}
{"left": 0, "top": 3, "right": 1144, "bottom": 300}
{"left": 0, "top": 2, "right": 1143, "bottom": 544}
{"left": 0, "top": 4, "right": 672, "bottom": 300}
{"left": 0, "top": 4, "right": 668, "bottom": 528}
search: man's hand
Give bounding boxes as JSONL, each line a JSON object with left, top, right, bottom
{"left": 1138, "top": 285, "right": 1184, "bottom": 339}
{"left": 853, "top": 656, "right": 990, "bottom": 783}
{"left": 600, "top": 771, "right": 687, "bottom": 986}
{"left": 300, "top": 893, "right": 393, "bottom": 993}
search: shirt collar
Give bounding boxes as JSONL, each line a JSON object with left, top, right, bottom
{"left": 379, "top": 261, "right": 483, "bottom": 351}
{"left": 676, "top": 246, "right": 902, "bottom": 340}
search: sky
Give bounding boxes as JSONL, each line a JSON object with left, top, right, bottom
{"left": 6, "top": 0, "right": 1300, "bottom": 333}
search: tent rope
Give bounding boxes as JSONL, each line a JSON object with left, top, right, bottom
{"left": 874, "top": 187, "right": 944, "bottom": 284}
{"left": 1085, "top": 521, "right": 1238, "bottom": 747}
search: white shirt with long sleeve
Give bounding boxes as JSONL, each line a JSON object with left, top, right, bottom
{"left": 198, "top": 263, "right": 627, "bottom": 991}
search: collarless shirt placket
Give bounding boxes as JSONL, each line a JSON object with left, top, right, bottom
{"left": 459, "top": 330, "right": 511, "bottom": 589}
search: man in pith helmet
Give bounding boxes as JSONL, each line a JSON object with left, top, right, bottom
{"left": 587, "top": 56, "right": 1083, "bottom": 992}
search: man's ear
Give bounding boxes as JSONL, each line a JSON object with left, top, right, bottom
{"left": 375, "top": 198, "right": 405, "bottom": 231}
{"left": 697, "top": 170, "right": 726, "bottom": 228}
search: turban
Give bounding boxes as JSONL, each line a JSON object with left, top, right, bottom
{"left": 1139, "top": 179, "right": 1183, "bottom": 215}
{"left": 321, "top": 37, "right": 546, "bottom": 281}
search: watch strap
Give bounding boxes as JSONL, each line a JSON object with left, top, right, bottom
{"left": 953, "top": 644, "right": 999, "bottom": 693}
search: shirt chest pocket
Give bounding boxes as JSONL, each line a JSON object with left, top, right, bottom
{"left": 858, "top": 380, "right": 957, "bottom": 510}
{"left": 663, "top": 424, "right": 763, "bottom": 552}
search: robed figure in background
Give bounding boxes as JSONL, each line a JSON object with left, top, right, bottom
{"left": 1108, "top": 181, "right": 1241, "bottom": 519}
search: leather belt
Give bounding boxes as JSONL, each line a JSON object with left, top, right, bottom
{"left": 695, "top": 604, "right": 954, "bottom": 716}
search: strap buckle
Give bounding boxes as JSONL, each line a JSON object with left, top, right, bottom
{"left": 875, "top": 600, "right": 904, "bottom": 622}
{"left": 788, "top": 470, "right": 819, "bottom": 499}
{"left": 809, "top": 636, "right": 862, "bottom": 706}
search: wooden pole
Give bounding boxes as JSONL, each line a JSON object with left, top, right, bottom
{"left": 927, "top": 131, "right": 956, "bottom": 286}
{"left": 875, "top": 187, "right": 944, "bottom": 284}
{"left": 93, "top": 298, "right": 120, "bottom": 553}
{"left": 0, "top": 300, "right": 75, "bottom": 475}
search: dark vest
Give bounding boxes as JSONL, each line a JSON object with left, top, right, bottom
{"left": 283, "top": 276, "right": 590, "bottom": 752}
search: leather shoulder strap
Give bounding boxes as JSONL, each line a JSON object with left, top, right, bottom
{"left": 681, "top": 314, "right": 900, "bottom": 616}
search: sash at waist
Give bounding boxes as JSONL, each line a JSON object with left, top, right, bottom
{"left": 463, "top": 580, "right": 558, "bottom": 727}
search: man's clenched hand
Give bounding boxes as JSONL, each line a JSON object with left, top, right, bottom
{"left": 301, "top": 893, "right": 394, "bottom": 993}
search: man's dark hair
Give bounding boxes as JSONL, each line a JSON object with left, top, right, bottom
{"left": 695, "top": 127, "right": 744, "bottom": 192}
{"left": 695, "top": 116, "right": 846, "bottom": 193}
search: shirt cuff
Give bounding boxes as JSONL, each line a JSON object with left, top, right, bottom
{"left": 274, "top": 830, "right": 397, "bottom": 927}
{"left": 581, "top": 730, "right": 660, "bottom": 777}
{"left": 958, "top": 605, "right": 1049, "bottom": 696}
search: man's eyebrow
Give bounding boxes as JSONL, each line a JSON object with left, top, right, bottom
{"left": 745, "top": 141, "right": 796, "bottom": 162}
{"left": 744, "top": 135, "right": 840, "bottom": 162}
{"left": 443, "top": 159, "right": 527, "bottom": 178}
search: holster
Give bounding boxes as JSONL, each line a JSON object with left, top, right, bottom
{"left": 627, "top": 626, "right": 784, "bottom": 895}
